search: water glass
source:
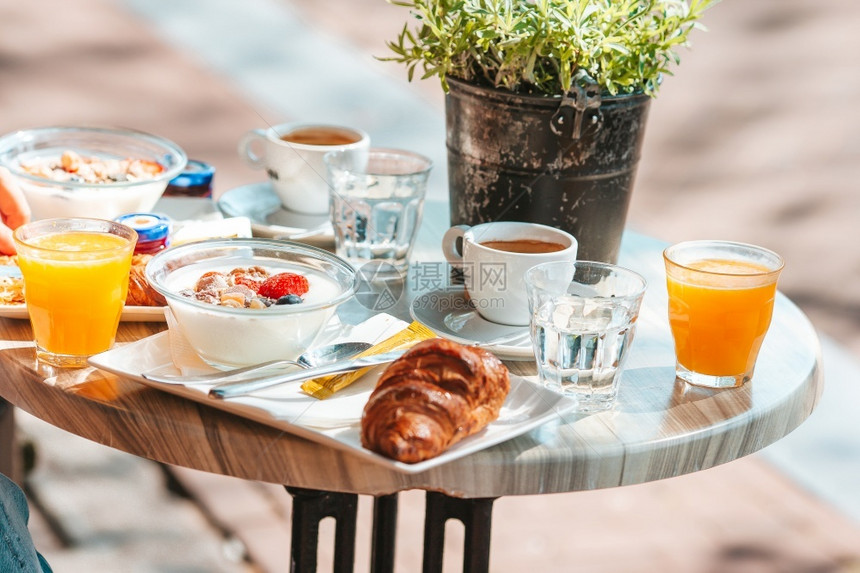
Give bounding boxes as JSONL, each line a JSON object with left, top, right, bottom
{"left": 664, "top": 240, "right": 784, "bottom": 389}
{"left": 14, "top": 218, "right": 137, "bottom": 367}
{"left": 325, "top": 148, "right": 432, "bottom": 272}
{"left": 525, "top": 261, "right": 647, "bottom": 412}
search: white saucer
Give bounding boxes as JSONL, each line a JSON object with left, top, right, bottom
{"left": 217, "top": 182, "right": 334, "bottom": 247}
{"left": 409, "top": 288, "right": 533, "bottom": 360}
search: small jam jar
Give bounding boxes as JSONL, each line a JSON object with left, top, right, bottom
{"left": 115, "top": 213, "right": 171, "bottom": 255}
{"left": 164, "top": 159, "right": 215, "bottom": 198}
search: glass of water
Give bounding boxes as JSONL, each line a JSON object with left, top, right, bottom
{"left": 325, "top": 148, "right": 432, "bottom": 272}
{"left": 525, "top": 261, "right": 647, "bottom": 412}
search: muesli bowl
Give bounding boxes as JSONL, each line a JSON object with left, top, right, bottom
{"left": 145, "top": 238, "right": 357, "bottom": 368}
{"left": 0, "top": 126, "right": 187, "bottom": 220}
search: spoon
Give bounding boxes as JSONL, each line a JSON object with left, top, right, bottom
{"left": 209, "top": 349, "right": 408, "bottom": 400}
{"left": 141, "top": 341, "right": 373, "bottom": 385}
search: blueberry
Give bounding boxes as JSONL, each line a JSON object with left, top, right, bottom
{"left": 276, "top": 294, "right": 303, "bottom": 305}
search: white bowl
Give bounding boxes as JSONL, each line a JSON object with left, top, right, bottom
{"left": 145, "top": 238, "right": 357, "bottom": 368}
{"left": 0, "top": 126, "right": 187, "bottom": 220}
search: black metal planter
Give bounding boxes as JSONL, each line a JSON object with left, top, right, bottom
{"left": 445, "top": 76, "right": 651, "bottom": 263}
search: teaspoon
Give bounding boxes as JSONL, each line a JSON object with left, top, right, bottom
{"left": 142, "top": 341, "right": 372, "bottom": 385}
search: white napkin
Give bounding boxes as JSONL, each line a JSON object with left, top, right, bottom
{"left": 164, "top": 308, "right": 409, "bottom": 378}
{"left": 164, "top": 308, "right": 212, "bottom": 376}
{"left": 169, "top": 216, "right": 253, "bottom": 246}
{"left": 154, "top": 310, "right": 411, "bottom": 428}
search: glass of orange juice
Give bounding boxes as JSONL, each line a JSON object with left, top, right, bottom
{"left": 14, "top": 218, "right": 137, "bottom": 368}
{"left": 663, "top": 240, "right": 784, "bottom": 389}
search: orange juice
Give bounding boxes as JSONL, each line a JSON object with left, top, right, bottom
{"left": 667, "top": 258, "right": 778, "bottom": 378}
{"left": 15, "top": 220, "right": 137, "bottom": 367}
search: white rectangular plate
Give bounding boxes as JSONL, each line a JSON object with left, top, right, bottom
{"left": 0, "top": 304, "right": 165, "bottom": 322}
{"left": 89, "top": 331, "right": 577, "bottom": 474}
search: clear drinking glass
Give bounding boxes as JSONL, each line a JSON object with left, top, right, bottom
{"left": 325, "top": 148, "right": 432, "bottom": 272}
{"left": 663, "top": 240, "right": 784, "bottom": 389}
{"left": 525, "top": 261, "right": 647, "bottom": 412}
{"left": 14, "top": 218, "right": 137, "bottom": 367}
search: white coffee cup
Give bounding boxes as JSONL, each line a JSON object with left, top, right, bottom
{"left": 238, "top": 122, "right": 370, "bottom": 214}
{"left": 442, "top": 221, "right": 578, "bottom": 326}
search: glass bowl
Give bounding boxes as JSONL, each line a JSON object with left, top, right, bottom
{"left": 0, "top": 126, "right": 187, "bottom": 220}
{"left": 145, "top": 238, "right": 357, "bottom": 368}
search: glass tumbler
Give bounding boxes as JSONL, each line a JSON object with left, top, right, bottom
{"left": 525, "top": 260, "right": 647, "bottom": 412}
{"left": 663, "top": 240, "right": 784, "bottom": 389}
{"left": 325, "top": 148, "right": 432, "bottom": 272}
{"left": 14, "top": 218, "right": 137, "bottom": 367}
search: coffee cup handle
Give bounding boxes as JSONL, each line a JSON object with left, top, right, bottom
{"left": 441, "top": 225, "right": 471, "bottom": 271}
{"left": 237, "top": 129, "right": 268, "bottom": 169}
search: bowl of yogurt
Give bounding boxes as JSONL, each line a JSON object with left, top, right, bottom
{"left": 0, "top": 126, "right": 187, "bottom": 220}
{"left": 145, "top": 238, "right": 356, "bottom": 368}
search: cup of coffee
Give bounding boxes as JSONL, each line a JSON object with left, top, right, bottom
{"left": 441, "top": 221, "right": 578, "bottom": 326}
{"left": 238, "top": 122, "right": 370, "bottom": 214}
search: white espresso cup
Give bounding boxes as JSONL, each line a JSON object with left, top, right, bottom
{"left": 442, "top": 221, "right": 578, "bottom": 326}
{"left": 238, "top": 122, "right": 370, "bottom": 214}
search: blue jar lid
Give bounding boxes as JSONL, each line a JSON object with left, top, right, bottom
{"left": 115, "top": 213, "right": 171, "bottom": 242}
{"left": 168, "top": 159, "right": 215, "bottom": 187}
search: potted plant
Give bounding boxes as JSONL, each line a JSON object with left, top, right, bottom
{"left": 385, "top": 0, "right": 718, "bottom": 262}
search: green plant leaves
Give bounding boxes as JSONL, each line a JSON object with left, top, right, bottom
{"left": 384, "top": 0, "right": 719, "bottom": 96}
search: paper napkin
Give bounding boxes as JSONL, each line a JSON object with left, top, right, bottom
{"left": 164, "top": 308, "right": 410, "bottom": 378}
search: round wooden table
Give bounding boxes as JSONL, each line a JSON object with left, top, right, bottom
{"left": 0, "top": 229, "right": 823, "bottom": 572}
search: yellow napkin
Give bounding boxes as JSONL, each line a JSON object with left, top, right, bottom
{"left": 301, "top": 320, "right": 436, "bottom": 399}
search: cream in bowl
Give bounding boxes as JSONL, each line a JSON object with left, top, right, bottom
{"left": 0, "top": 126, "right": 187, "bottom": 220}
{"left": 145, "top": 239, "right": 356, "bottom": 368}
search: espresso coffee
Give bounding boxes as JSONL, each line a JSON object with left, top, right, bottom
{"left": 480, "top": 239, "right": 566, "bottom": 254}
{"left": 281, "top": 127, "right": 362, "bottom": 146}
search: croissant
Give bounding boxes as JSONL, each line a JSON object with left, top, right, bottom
{"left": 360, "top": 338, "right": 510, "bottom": 463}
{"left": 125, "top": 254, "right": 167, "bottom": 307}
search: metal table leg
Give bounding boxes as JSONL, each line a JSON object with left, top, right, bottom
{"left": 286, "top": 486, "right": 358, "bottom": 573}
{"left": 422, "top": 491, "right": 498, "bottom": 573}
{"left": 371, "top": 493, "right": 399, "bottom": 573}
{"left": 284, "top": 488, "right": 496, "bottom": 573}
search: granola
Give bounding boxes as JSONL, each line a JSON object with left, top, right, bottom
{"left": 0, "top": 256, "right": 24, "bottom": 305}
{"left": 20, "top": 150, "right": 164, "bottom": 184}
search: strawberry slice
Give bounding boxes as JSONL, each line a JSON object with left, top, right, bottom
{"left": 133, "top": 159, "right": 165, "bottom": 175}
{"left": 257, "top": 272, "right": 309, "bottom": 299}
